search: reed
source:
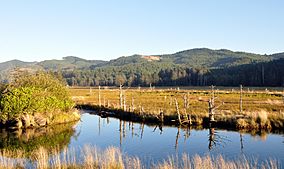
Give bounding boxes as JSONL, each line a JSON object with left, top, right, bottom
{"left": 153, "top": 154, "right": 280, "bottom": 169}
{"left": 0, "top": 145, "right": 280, "bottom": 169}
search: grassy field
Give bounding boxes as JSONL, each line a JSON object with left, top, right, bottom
{"left": 70, "top": 86, "right": 284, "bottom": 130}
{"left": 0, "top": 145, "right": 279, "bottom": 169}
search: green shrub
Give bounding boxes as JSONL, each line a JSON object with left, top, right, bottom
{"left": 0, "top": 72, "right": 74, "bottom": 121}
{"left": 0, "top": 87, "right": 36, "bottom": 120}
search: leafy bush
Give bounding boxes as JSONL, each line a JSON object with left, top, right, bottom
{"left": 0, "top": 72, "right": 74, "bottom": 121}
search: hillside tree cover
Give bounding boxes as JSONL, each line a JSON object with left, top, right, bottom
{"left": 61, "top": 59, "right": 284, "bottom": 87}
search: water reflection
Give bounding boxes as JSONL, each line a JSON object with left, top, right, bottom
{"left": 208, "top": 127, "right": 231, "bottom": 151}
{"left": 74, "top": 112, "right": 284, "bottom": 165}
{"left": 152, "top": 124, "right": 163, "bottom": 135}
{"left": 96, "top": 115, "right": 239, "bottom": 153}
{"left": 94, "top": 112, "right": 281, "bottom": 154}
{"left": 1, "top": 112, "right": 283, "bottom": 165}
{"left": 240, "top": 133, "right": 244, "bottom": 151}
{"left": 0, "top": 121, "right": 78, "bottom": 157}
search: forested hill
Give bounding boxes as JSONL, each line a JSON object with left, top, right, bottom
{"left": 93, "top": 48, "right": 282, "bottom": 69}
{"left": 38, "top": 56, "right": 106, "bottom": 70}
{"left": 62, "top": 48, "right": 284, "bottom": 87}
{"left": 1, "top": 48, "right": 284, "bottom": 87}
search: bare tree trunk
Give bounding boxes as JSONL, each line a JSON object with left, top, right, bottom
{"left": 98, "top": 85, "right": 101, "bottom": 106}
{"left": 175, "top": 98, "right": 181, "bottom": 125}
{"left": 208, "top": 85, "right": 215, "bottom": 122}
{"left": 183, "top": 94, "right": 189, "bottom": 122}
{"left": 123, "top": 92, "right": 126, "bottom": 111}
{"left": 183, "top": 94, "right": 188, "bottom": 109}
{"left": 240, "top": 84, "right": 243, "bottom": 113}
{"left": 208, "top": 98, "right": 215, "bottom": 122}
{"left": 131, "top": 97, "right": 135, "bottom": 112}
{"left": 119, "top": 84, "right": 123, "bottom": 109}
{"left": 187, "top": 92, "right": 192, "bottom": 124}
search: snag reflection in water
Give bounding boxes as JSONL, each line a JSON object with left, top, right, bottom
{"left": 75, "top": 112, "right": 284, "bottom": 165}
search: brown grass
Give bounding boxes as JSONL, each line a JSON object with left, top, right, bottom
{"left": 0, "top": 145, "right": 280, "bottom": 169}
{"left": 154, "top": 154, "right": 280, "bottom": 169}
{"left": 70, "top": 87, "right": 284, "bottom": 130}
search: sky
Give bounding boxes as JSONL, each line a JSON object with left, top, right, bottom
{"left": 0, "top": 0, "right": 283, "bottom": 62}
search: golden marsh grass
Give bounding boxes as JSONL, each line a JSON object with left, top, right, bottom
{"left": 0, "top": 145, "right": 280, "bottom": 169}
{"left": 70, "top": 87, "right": 284, "bottom": 129}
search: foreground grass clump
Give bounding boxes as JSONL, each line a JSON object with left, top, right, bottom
{"left": 70, "top": 87, "right": 284, "bottom": 130}
{"left": 0, "top": 145, "right": 279, "bottom": 169}
{"left": 0, "top": 72, "right": 79, "bottom": 128}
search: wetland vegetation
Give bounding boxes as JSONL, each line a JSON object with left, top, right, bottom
{"left": 71, "top": 86, "right": 284, "bottom": 130}
{"left": 0, "top": 145, "right": 280, "bottom": 169}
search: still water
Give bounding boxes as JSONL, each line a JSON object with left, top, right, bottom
{"left": 0, "top": 110, "right": 283, "bottom": 166}
{"left": 67, "top": 111, "right": 284, "bottom": 165}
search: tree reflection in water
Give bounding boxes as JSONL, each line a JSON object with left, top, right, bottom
{"left": 152, "top": 123, "right": 163, "bottom": 135}
{"left": 103, "top": 116, "right": 278, "bottom": 154}
{"left": 208, "top": 127, "right": 231, "bottom": 151}
{"left": 0, "top": 121, "right": 78, "bottom": 158}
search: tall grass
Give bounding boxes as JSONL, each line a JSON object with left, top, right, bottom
{"left": 154, "top": 154, "right": 280, "bottom": 169}
{"left": 0, "top": 145, "right": 280, "bottom": 169}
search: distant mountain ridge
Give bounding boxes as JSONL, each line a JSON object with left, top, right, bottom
{"left": 1, "top": 48, "right": 284, "bottom": 86}
{"left": 0, "top": 56, "right": 105, "bottom": 81}
{"left": 1, "top": 48, "right": 283, "bottom": 70}
{"left": 0, "top": 59, "right": 36, "bottom": 72}
{"left": 93, "top": 48, "right": 283, "bottom": 69}
{"left": 38, "top": 56, "right": 106, "bottom": 70}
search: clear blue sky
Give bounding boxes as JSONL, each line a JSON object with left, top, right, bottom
{"left": 0, "top": 0, "right": 283, "bottom": 62}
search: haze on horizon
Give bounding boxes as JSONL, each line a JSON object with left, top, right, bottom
{"left": 0, "top": 0, "right": 283, "bottom": 63}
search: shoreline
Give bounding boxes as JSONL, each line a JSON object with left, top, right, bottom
{"left": 0, "top": 109, "right": 80, "bottom": 130}
{"left": 76, "top": 104, "right": 284, "bottom": 132}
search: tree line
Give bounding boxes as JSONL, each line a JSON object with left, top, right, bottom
{"left": 60, "top": 59, "right": 284, "bottom": 87}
